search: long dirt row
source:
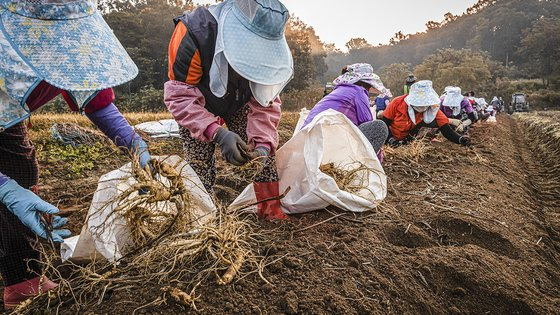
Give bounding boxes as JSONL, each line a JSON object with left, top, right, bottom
{"left": 83, "top": 114, "right": 559, "bottom": 314}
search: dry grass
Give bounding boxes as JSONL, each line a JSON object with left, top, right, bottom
{"left": 383, "top": 140, "right": 431, "bottom": 164}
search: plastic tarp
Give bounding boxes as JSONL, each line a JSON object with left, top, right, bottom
{"left": 134, "top": 119, "right": 180, "bottom": 139}
{"left": 61, "top": 155, "right": 216, "bottom": 262}
{"left": 230, "top": 109, "right": 387, "bottom": 214}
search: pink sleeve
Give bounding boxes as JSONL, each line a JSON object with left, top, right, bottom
{"left": 164, "top": 80, "right": 221, "bottom": 142}
{"left": 246, "top": 97, "right": 281, "bottom": 153}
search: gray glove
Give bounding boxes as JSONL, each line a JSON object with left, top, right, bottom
{"left": 214, "top": 128, "right": 250, "bottom": 166}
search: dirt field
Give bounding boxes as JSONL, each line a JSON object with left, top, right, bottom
{"left": 6, "top": 112, "right": 560, "bottom": 314}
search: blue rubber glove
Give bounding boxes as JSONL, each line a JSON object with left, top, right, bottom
{"left": 0, "top": 180, "right": 71, "bottom": 243}
{"left": 132, "top": 138, "right": 151, "bottom": 169}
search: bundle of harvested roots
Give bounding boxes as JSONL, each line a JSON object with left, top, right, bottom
{"left": 320, "top": 162, "right": 376, "bottom": 193}
{"left": 110, "top": 158, "right": 195, "bottom": 249}
{"left": 23, "top": 156, "right": 262, "bottom": 313}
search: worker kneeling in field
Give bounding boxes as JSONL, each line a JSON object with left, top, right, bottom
{"left": 301, "top": 63, "right": 389, "bottom": 161}
{"left": 381, "top": 81, "right": 470, "bottom": 147}
{"left": 0, "top": 0, "right": 152, "bottom": 308}
{"left": 164, "top": 0, "right": 293, "bottom": 220}
{"left": 440, "top": 86, "right": 477, "bottom": 133}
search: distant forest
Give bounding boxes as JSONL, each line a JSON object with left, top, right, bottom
{"left": 44, "top": 0, "right": 559, "bottom": 112}
{"left": 326, "top": 0, "right": 560, "bottom": 85}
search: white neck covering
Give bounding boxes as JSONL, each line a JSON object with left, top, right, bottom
{"left": 407, "top": 104, "right": 439, "bottom": 125}
{"left": 208, "top": 1, "right": 231, "bottom": 99}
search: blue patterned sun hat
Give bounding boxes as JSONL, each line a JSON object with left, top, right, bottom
{"left": 0, "top": 0, "right": 138, "bottom": 92}
{"left": 404, "top": 80, "right": 441, "bottom": 107}
{"left": 222, "top": 0, "right": 293, "bottom": 85}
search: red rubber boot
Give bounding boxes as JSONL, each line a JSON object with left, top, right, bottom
{"left": 4, "top": 276, "right": 58, "bottom": 309}
{"left": 254, "top": 182, "right": 288, "bottom": 220}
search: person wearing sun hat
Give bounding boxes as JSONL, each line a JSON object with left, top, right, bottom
{"left": 381, "top": 80, "right": 470, "bottom": 146}
{"left": 301, "top": 63, "right": 389, "bottom": 160}
{"left": 0, "top": 0, "right": 151, "bottom": 307}
{"left": 440, "top": 86, "right": 477, "bottom": 133}
{"left": 164, "top": 0, "right": 293, "bottom": 221}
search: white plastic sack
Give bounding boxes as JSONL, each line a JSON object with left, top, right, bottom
{"left": 135, "top": 119, "right": 180, "bottom": 138}
{"left": 487, "top": 116, "right": 497, "bottom": 123}
{"left": 61, "top": 155, "right": 216, "bottom": 262}
{"left": 230, "top": 109, "right": 387, "bottom": 214}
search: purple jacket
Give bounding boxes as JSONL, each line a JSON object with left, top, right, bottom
{"left": 302, "top": 84, "right": 372, "bottom": 128}
{"left": 441, "top": 97, "right": 474, "bottom": 118}
{"left": 300, "top": 84, "right": 384, "bottom": 162}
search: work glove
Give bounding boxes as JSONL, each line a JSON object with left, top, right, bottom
{"left": 214, "top": 128, "right": 251, "bottom": 166}
{"left": 459, "top": 136, "right": 470, "bottom": 146}
{"left": 0, "top": 180, "right": 71, "bottom": 243}
{"left": 387, "top": 137, "right": 403, "bottom": 147}
{"left": 131, "top": 138, "right": 152, "bottom": 170}
{"left": 244, "top": 146, "right": 270, "bottom": 160}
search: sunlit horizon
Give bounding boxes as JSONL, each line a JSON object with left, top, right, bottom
{"left": 195, "top": 0, "right": 479, "bottom": 50}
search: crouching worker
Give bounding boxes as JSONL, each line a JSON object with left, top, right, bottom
{"left": 381, "top": 81, "right": 470, "bottom": 147}
{"left": 164, "top": 0, "right": 293, "bottom": 220}
{"left": 440, "top": 87, "right": 477, "bottom": 133}
{"left": 0, "top": 0, "right": 150, "bottom": 308}
{"left": 301, "top": 63, "right": 389, "bottom": 160}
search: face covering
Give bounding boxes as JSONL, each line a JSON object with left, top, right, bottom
{"left": 412, "top": 106, "right": 429, "bottom": 113}
{"left": 250, "top": 81, "right": 287, "bottom": 108}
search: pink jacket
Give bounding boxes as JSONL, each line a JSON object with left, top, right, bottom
{"left": 164, "top": 80, "right": 281, "bottom": 152}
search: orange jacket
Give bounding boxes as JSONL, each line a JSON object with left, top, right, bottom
{"left": 382, "top": 95, "right": 449, "bottom": 141}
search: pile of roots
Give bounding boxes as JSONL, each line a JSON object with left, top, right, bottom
{"left": 319, "top": 162, "right": 378, "bottom": 194}
{"left": 22, "top": 157, "right": 263, "bottom": 313}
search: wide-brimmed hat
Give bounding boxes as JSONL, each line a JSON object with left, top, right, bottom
{"left": 222, "top": 0, "right": 293, "bottom": 86}
{"left": 333, "top": 63, "right": 388, "bottom": 95}
{"left": 442, "top": 86, "right": 463, "bottom": 107}
{"left": 0, "top": 0, "right": 137, "bottom": 92}
{"left": 405, "top": 80, "right": 440, "bottom": 107}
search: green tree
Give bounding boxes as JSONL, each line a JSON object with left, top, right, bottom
{"left": 103, "top": 0, "right": 192, "bottom": 94}
{"left": 518, "top": 17, "right": 560, "bottom": 86}
{"left": 285, "top": 18, "right": 328, "bottom": 90}
{"left": 379, "top": 63, "right": 412, "bottom": 97}
{"left": 414, "top": 49, "right": 498, "bottom": 95}
{"left": 345, "top": 38, "right": 372, "bottom": 51}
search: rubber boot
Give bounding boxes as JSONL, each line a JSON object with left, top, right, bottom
{"left": 254, "top": 182, "right": 288, "bottom": 220}
{"left": 4, "top": 276, "right": 58, "bottom": 309}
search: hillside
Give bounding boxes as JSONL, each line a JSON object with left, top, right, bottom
{"left": 326, "top": 0, "right": 560, "bottom": 75}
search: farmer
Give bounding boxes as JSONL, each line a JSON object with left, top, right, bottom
{"left": 374, "top": 89, "right": 392, "bottom": 119}
{"left": 0, "top": 0, "right": 150, "bottom": 308}
{"left": 164, "top": 0, "right": 293, "bottom": 220}
{"left": 301, "top": 63, "right": 389, "bottom": 158}
{"left": 440, "top": 87, "right": 477, "bottom": 133}
{"left": 381, "top": 81, "right": 470, "bottom": 146}
{"left": 403, "top": 74, "right": 417, "bottom": 95}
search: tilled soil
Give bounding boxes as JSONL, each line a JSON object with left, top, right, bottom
{"left": 8, "top": 114, "right": 560, "bottom": 314}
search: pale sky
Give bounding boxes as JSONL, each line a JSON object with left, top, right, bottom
{"left": 195, "top": 0, "right": 479, "bottom": 50}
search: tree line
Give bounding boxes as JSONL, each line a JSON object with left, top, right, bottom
{"left": 45, "top": 0, "right": 559, "bottom": 112}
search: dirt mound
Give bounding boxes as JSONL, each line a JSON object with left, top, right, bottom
{"left": 8, "top": 114, "right": 560, "bottom": 314}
